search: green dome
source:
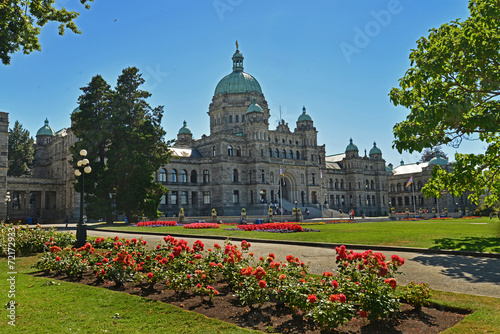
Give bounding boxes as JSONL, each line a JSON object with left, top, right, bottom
{"left": 178, "top": 120, "right": 192, "bottom": 135}
{"left": 345, "top": 138, "right": 358, "bottom": 152}
{"left": 428, "top": 152, "right": 448, "bottom": 166}
{"left": 36, "top": 118, "right": 55, "bottom": 136}
{"left": 214, "top": 47, "right": 262, "bottom": 96}
{"left": 247, "top": 98, "right": 263, "bottom": 113}
{"left": 297, "top": 106, "right": 312, "bottom": 122}
{"left": 369, "top": 142, "right": 382, "bottom": 155}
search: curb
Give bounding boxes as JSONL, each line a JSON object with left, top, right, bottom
{"left": 89, "top": 227, "right": 500, "bottom": 259}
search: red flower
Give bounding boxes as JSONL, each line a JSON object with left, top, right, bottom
{"left": 331, "top": 280, "right": 339, "bottom": 288}
{"left": 147, "top": 272, "right": 154, "bottom": 279}
{"left": 378, "top": 267, "right": 388, "bottom": 277}
{"left": 55, "top": 256, "right": 61, "bottom": 261}
{"left": 384, "top": 278, "right": 397, "bottom": 290}
{"left": 307, "top": 294, "right": 318, "bottom": 303}
{"left": 279, "top": 274, "right": 286, "bottom": 280}
{"left": 338, "top": 293, "right": 346, "bottom": 303}
{"left": 258, "top": 280, "right": 267, "bottom": 288}
{"left": 360, "top": 310, "right": 368, "bottom": 318}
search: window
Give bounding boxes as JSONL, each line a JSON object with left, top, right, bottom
{"left": 366, "top": 195, "right": 370, "bottom": 205}
{"left": 259, "top": 190, "right": 266, "bottom": 203}
{"left": 312, "top": 191, "right": 317, "bottom": 204}
{"left": 390, "top": 184, "right": 395, "bottom": 192}
{"left": 212, "top": 146, "right": 216, "bottom": 157}
{"left": 335, "top": 195, "right": 340, "bottom": 205}
{"left": 311, "top": 154, "right": 314, "bottom": 161}
{"left": 334, "top": 179, "right": 339, "bottom": 189}
{"left": 261, "top": 169, "right": 265, "bottom": 183}
{"left": 296, "top": 151, "right": 300, "bottom": 160}
{"left": 236, "top": 147, "right": 241, "bottom": 157}
{"left": 341, "top": 195, "right": 345, "bottom": 205}
{"left": 282, "top": 149, "right": 286, "bottom": 158}
{"left": 329, "top": 179, "right": 333, "bottom": 189}
{"left": 268, "top": 148, "right": 272, "bottom": 157}
{"left": 203, "top": 170, "right": 210, "bottom": 183}
{"left": 405, "top": 197, "right": 410, "bottom": 205}
{"left": 229, "top": 115, "right": 232, "bottom": 123}
{"left": 372, "top": 195, "right": 375, "bottom": 206}
{"left": 312, "top": 173, "right": 315, "bottom": 185}
{"left": 232, "top": 169, "right": 239, "bottom": 182}
{"left": 181, "top": 191, "right": 188, "bottom": 205}
{"left": 233, "top": 190, "right": 239, "bottom": 204}
{"left": 192, "top": 192, "right": 197, "bottom": 205}
{"left": 228, "top": 145, "right": 233, "bottom": 156}
{"left": 349, "top": 195, "right": 353, "bottom": 205}
{"left": 365, "top": 180, "right": 369, "bottom": 189}
{"left": 160, "top": 194, "right": 166, "bottom": 204}
{"left": 288, "top": 150, "right": 293, "bottom": 159}
{"left": 274, "top": 148, "right": 279, "bottom": 158}
{"left": 318, "top": 155, "right": 321, "bottom": 163}
{"left": 171, "top": 191, "right": 178, "bottom": 205}
{"left": 203, "top": 191, "right": 211, "bottom": 204}
{"left": 242, "top": 115, "right": 245, "bottom": 122}
{"left": 397, "top": 184, "right": 401, "bottom": 192}
{"left": 340, "top": 180, "right": 344, "bottom": 189}
{"left": 371, "top": 180, "right": 374, "bottom": 190}
{"left": 180, "top": 170, "right": 187, "bottom": 183}
{"left": 282, "top": 138, "right": 285, "bottom": 144}
{"left": 170, "top": 169, "right": 177, "bottom": 182}
{"left": 190, "top": 170, "right": 197, "bottom": 183}
{"left": 275, "top": 137, "right": 278, "bottom": 142}
{"left": 260, "top": 149, "right": 263, "bottom": 156}
{"left": 235, "top": 115, "right": 239, "bottom": 123}
{"left": 159, "top": 168, "right": 167, "bottom": 182}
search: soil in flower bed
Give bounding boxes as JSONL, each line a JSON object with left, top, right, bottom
{"left": 32, "top": 270, "right": 469, "bottom": 334}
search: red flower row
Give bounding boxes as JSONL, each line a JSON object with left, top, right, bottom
{"left": 183, "top": 223, "right": 220, "bottom": 229}
{"left": 137, "top": 221, "right": 177, "bottom": 227}
{"left": 237, "top": 223, "right": 303, "bottom": 232}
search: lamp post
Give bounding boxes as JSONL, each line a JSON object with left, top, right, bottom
{"left": 75, "top": 149, "right": 91, "bottom": 247}
{"left": 5, "top": 191, "right": 11, "bottom": 224}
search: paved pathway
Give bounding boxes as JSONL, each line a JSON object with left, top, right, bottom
{"left": 81, "top": 229, "right": 500, "bottom": 299}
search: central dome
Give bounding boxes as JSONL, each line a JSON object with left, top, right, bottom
{"left": 214, "top": 46, "right": 262, "bottom": 96}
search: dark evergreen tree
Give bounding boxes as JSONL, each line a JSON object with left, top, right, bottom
{"left": 8, "top": 121, "right": 34, "bottom": 176}
{"left": 420, "top": 146, "right": 448, "bottom": 162}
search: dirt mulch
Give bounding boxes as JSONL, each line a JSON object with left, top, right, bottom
{"left": 32, "top": 270, "right": 470, "bottom": 333}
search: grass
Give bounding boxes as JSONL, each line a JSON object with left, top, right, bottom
{"left": 2, "top": 256, "right": 499, "bottom": 333}
{"left": 93, "top": 217, "right": 500, "bottom": 253}
{"left": 0, "top": 256, "right": 260, "bottom": 334}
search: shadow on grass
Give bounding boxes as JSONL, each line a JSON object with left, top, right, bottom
{"left": 430, "top": 237, "right": 500, "bottom": 253}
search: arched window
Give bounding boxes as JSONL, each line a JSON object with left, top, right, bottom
{"left": 242, "top": 115, "right": 245, "bottom": 122}
{"left": 269, "top": 148, "right": 272, "bottom": 157}
{"left": 180, "top": 170, "right": 187, "bottom": 183}
{"left": 236, "top": 147, "right": 241, "bottom": 157}
{"left": 340, "top": 180, "right": 344, "bottom": 189}
{"left": 372, "top": 195, "right": 376, "bottom": 206}
{"left": 190, "top": 170, "right": 197, "bottom": 183}
{"left": 274, "top": 148, "right": 279, "bottom": 158}
{"left": 159, "top": 168, "right": 167, "bottom": 182}
{"left": 370, "top": 180, "right": 374, "bottom": 190}
{"left": 170, "top": 169, "right": 177, "bottom": 182}
{"left": 318, "top": 155, "right": 321, "bottom": 163}
{"left": 235, "top": 115, "right": 239, "bottom": 123}
{"left": 232, "top": 169, "right": 239, "bottom": 182}
{"left": 296, "top": 151, "right": 300, "bottom": 160}
{"left": 203, "top": 170, "right": 210, "bottom": 183}
{"left": 229, "top": 115, "right": 232, "bottom": 123}
{"left": 228, "top": 145, "right": 233, "bottom": 156}
{"left": 260, "top": 149, "right": 264, "bottom": 156}
{"left": 329, "top": 178, "right": 333, "bottom": 189}
{"left": 288, "top": 150, "right": 293, "bottom": 159}
{"left": 390, "top": 184, "right": 395, "bottom": 192}
{"left": 397, "top": 183, "right": 401, "bottom": 192}
{"left": 365, "top": 180, "right": 369, "bottom": 189}
{"left": 212, "top": 146, "right": 216, "bottom": 157}
{"left": 334, "top": 179, "right": 339, "bottom": 189}
{"left": 282, "top": 149, "right": 286, "bottom": 158}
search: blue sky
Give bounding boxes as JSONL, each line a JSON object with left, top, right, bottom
{"left": 0, "top": 0, "right": 482, "bottom": 165}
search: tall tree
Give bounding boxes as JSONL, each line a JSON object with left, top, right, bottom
{"left": 107, "top": 67, "right": 171, "bottom": 223}
{"left": 71, "top": 74, "right": 114, "bottom": 224}
{"left": 8, "top": 121, "right": 35, "bottom": 176}
{"left": 70, "top": 68, "right": 171, "bottom": 224}
{"left": 390, "top": 0, "right": 500, "bottom": 206}
{"left": 0, "top": 0, "right": 93, "bottom": 65}
{"left": 420, "top": 146, "right": 448, "bottom": 163}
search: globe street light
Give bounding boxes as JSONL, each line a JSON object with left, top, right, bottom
{"left": 5, "top": 191, "right": 11, "bottom": 224}
{"left": 75, "top": 149, "right": 91, "bottom": 247}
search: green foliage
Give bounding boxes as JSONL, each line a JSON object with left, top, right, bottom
{"left": 400, "top": 282, "right": 432, "bottom": 310}
{"left": 8, "top": 120, "right": 34, "bottom": 176}
{"left": 390, "top": 0, "right": 500, "bottom": 206}
{"left": 0, "top": 0, "right": 93, "bottom": 65}
{"left": 474, "top": 204, "right": 499, "bottom": 216}
{"left": 70, "top": 68, "right": 171, "bottom": 223}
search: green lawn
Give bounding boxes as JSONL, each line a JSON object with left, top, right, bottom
{"left": 1, "top": 256, "right": 259, "bottom": 334}
{"left": 1, "top": 255, "right": 499, "bottom": 333}
{"left": 93, "top": 217, "right": 500, "bottom": 253}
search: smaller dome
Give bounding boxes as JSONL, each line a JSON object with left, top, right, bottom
{"left": 247, "top": 97, "right": 263, "bottom": 113}
{"left": 36, "top": 118, "right": 55, "bottom": 136}
{"left": 428, "top": 152, "right": 448, "bottom": 166}
{"left": 385, "top": 165, "right": 393, "bottom": 173}
{"left": 369, "top": 142, "right": 382, "bottom": 155}
{"left": 345, "top": 138, "right": 358, "bottom": 152}
{"left": 178, "top": 121, "right": 192, "bottom": 135}
{"left": 297, "top": 106, "right": 312, "bottom": 122}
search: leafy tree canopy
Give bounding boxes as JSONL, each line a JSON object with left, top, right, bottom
{"left": 420, "top": 146, "right": 448, "bottom": 163}
{"left": 0, "top": 0, "right": 93, "bottom": 65}
{"left": 390, "top": 0, "right": 500, "bottom": 206}
{"left": 8, "top": 120, "right": 34, "bottom": 176}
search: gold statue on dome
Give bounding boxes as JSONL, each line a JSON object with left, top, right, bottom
{"left": 236, "top": 40, "right": 239, "bottom": 50}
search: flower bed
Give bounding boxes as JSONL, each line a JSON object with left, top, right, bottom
{"left": 236, "top": 222, "right": 303, "bottom": 232}
{"left": 183, "top": 222, "right": 220, "bottom": 229}
{"left": 136, "top": 220, "right": 177, "bottom": 227}
{"left": 31, "top": 231, "right": 433, "bottom": 331}
{"left": 325, "top": 219, "right": 355, "bottom": 224}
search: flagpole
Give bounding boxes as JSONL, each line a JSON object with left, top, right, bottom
{"left": 412, "top": 176, "right": 417, "bottom": 218}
